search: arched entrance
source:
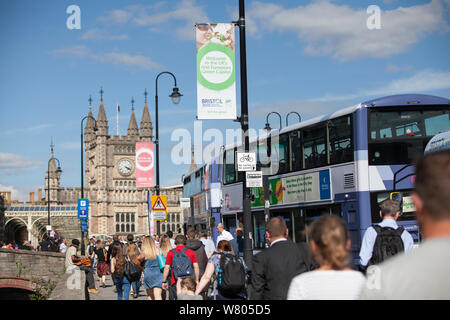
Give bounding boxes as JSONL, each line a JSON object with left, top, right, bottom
{"left": 4, "top": 218, "right": 28, "bottom": 245}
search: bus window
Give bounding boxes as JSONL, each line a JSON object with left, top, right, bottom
{"left": 329, "top": 115, "right": 353, "bottom": 164}
{"left": 256, "top": 138, "right": 270, "bottom": 170}
{"left": 369, "top": 108, "right": 450, "bottom": 165}
{"left": 290, "top": 130, "right": 303, "bottom": 172}
{"left": 252, "top": 212, "right": 266, "bottom": 249}
{"left": 303, "top": 125, "right": 327, "bottom": 169}
{"left": 272, "top": 133, "right": 290, "bottom": 174}
{"left": 370, "top": 190, "right": 416, "bottom": 223}
{"left": 223, "top": 148, "right": 236, "bottom": 184}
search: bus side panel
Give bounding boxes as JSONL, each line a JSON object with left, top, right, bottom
{"left": 353, "top": 107, "right": 372, "bottom": 266}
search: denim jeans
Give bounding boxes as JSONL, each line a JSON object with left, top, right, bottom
{"left": 131, "top": 278, "right": 141, "bottom": 296}
{"left": 113, "top": 275, "right": 131, "bottom": 300}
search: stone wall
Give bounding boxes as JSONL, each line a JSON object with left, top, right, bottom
{"left": 0, "top": 248, "right": 86, "bottom": 300}
{"left": 0, "top": 248, "right": 65, "bottom": 280}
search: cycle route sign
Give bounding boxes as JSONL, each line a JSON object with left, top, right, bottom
{"left": 237, "top": 152, "right": 256, "bottom": 171}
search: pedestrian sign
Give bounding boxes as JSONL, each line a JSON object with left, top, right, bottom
{"left": 151, "top": 195, "right": 167, "bottom": 211}
{"left": 77, "top": 198, "right": 89, "bottom": 219}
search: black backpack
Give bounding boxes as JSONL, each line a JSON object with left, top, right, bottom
{"left": 124, "top": 258, "right": 141, "bottom": 282}
{"left": 369, "top": 225, "right": 404, "bottom": 266}
{"left": 217, "top": 252, "right": 246, "bottom": 294}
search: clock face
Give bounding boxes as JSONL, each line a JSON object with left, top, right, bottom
{"left": 118, "top": 159, "right": 133, "bottom": 176}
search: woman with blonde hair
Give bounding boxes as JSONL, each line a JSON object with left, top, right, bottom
{"left": 137, "top": 236, "right": 163, "bottom": 300}
{"left": 159, "top": 234, "right": 172, "bottom": 258}
{"left": 287, "top": 215, "right": 365, "bottom": 300}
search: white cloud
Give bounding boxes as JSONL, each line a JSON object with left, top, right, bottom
{"left": 247, "top": 0, "right": 448, "bottom": 61}
{"left": 311, "top": 69, "right": 450, "bottom": 102}
{"left": 54, "top": 46, "right": 164, "bottom": 71}
{"left": 98, "top": 0, "right": 209, "bottom": 40}
{"left": 0, "top": 153, "right": 42, "bottom": 175}
{"left": 2, "top": 123, "right": 54, "bottom": 135}
{"left": 80, "top": 28, "right": 129, "bottom": 41}
{"left": 386, "top": 64, "right": 413, "bottom": 73}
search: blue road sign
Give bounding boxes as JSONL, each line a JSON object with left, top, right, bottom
{"left": 78, "top": 198, "right": 89, "bottom": 219}
{"left": 81, "top": 219, "right": 88, "bottom": 233}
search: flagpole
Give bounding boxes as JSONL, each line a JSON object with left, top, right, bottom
{"left": 116, "top": 103, "right": 119, "bottom": 136}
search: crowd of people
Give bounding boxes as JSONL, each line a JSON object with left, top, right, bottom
{"left": 1, "top": 236, "right": 68, "bottom": 253}
{"left": 63, "top": 150, "right": 450, "bottom": 300}
{"left": 7, "top": 150, "right": 450, "bottom": 300}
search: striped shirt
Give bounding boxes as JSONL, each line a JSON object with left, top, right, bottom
{"left": 287, "top": 270, "right": 366, "bottom": 300}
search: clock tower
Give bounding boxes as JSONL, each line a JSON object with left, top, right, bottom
{"left": 84, "top": 90, "right": 159, "bottom": 237}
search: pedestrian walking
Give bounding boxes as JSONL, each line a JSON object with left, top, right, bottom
{"left": 162, "top": 234, "right": 200, "bottom": 300}
{"left": 137, "top": 236, "right": 163, "bottom": 300}
{"left": 65, "top": 239, "right": 98, "bottom": 294}
{"left": 195, "top": 240, "right": 247, "bottom": 300}
{"left": 185, "top": 228, "right": 208, "bottom": 279}
{"left": 287, "top": 215, "right": 365, "bottom": 300}
{"left": 360, "top": 150, "right": 450, "bottom": 299}
{"left": 127, "top": 242, "right": 143, "bottom": 298}
{"left": 177, "top": 277, "right": 203, "bottom": 300}
{"left": 159, "top": 234, "right": 173, "bottom": 258}
{"left": 110, "top": 243, "right": 131, "bottom": 300}
{"left": 359, "top": 199, "right": 414, "bottom": 271}
{"left": 251, "top": 217, "right": 312, "bottom": 300}
{"left": 167, "top": 230, "right": 176, "bottom": 248}
{"left": 199, "top": 232, "right": 216, "bottom": 258}
{"left": 59, "top": 238, "right": 67, "bottom": 254}
{"left": 215, "top": 223, "right": 233, "bottom": 247}
{"left": 94, "top": 239, "right": 110, "bottom": 288}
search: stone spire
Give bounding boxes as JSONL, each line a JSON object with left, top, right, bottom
{"left": 189, "top": 145, "right": 197, "bottom": 172}
{"left": 140, "top": 89, "right": 153, "bottom": 140}
{"left": 127, "top": 97, "right": 139, "bottom": 137}
{"left": 96, "top": 87, "right": 108, "bottom": 136}
{"left": 46, "top": 140, "right": 60, "bottom": 204}
{"left": 85, "top": 96, "right": 96, "bottom": 142}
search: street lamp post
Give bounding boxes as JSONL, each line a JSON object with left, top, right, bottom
{"left": 47, "top": 156, "right": 62, "bottom": 239}
{"left": 81, "top": 108, "right": 97, "bottom": 256}
{"left": 286, "top": 111, "right": 301, "bottom": 127}
{"left": 154, "top": 71, "right": 182, "bottom": 235}
{"left": 232, "top": 0, "right": 253, "bottom": 269}
{"left": 265, "top": 111, "right": 282, "bottom": 132}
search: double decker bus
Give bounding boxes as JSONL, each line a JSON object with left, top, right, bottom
{"left": 212, "top": 94, "right": 449, "bottom": 266}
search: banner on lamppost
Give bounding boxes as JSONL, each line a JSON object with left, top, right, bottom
{"left": 196, "top": 23, "right": 236, "bottom": 120}
{"left": 136, "top": 142, "right": 154, "bottom": 188}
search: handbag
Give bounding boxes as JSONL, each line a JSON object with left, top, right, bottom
{"left": 157, "top": 248, "right": 166, "bottom": 271}
{"left": 124, "top": 257, "right": 141, "bottom": 282}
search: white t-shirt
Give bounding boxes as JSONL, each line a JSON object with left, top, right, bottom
{"left": 216, "top": 230, "right": 234, "bottom": 246}
{"left": 287, "top": 270, "right": 366, "bottom": 300}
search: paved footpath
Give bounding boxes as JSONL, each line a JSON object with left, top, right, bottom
{"left": 88, "top": 274, "right": 149, "bottom": 301}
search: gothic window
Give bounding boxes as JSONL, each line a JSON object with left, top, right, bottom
{"left": 176, "top": 214, "right": 180, "bottom": 223}
{"left": 115, "top": 212, "right": 136, "bottom": 234}
{"left": 162, "top": 224, "right": 166, "bottom": 233}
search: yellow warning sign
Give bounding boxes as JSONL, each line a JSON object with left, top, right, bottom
{"left": 151, "top": 195, "right": 167, "bottom": 211}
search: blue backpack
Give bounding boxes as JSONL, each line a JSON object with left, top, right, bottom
{"left": 171, "top": 248, "right": 193, "bottom": 280}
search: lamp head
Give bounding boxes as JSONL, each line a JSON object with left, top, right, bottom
{"left": 56, "top": 166, "right": 62, "bottom": 176}
{"left": 264, "top": 123, "right": 271, "bottom": 131}
{"left": 169, "top": 87, "right": 182, "bottom": 105}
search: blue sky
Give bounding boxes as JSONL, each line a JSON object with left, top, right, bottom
{"left": 1, "top": 0, "right": 450, "bottom": 201}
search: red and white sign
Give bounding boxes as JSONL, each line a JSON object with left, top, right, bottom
{"left": 136, "top": 142, "right": 154, "bottom": 187}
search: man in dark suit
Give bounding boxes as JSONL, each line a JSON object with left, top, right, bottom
{"left": 251, "top": 217, "right": 312, "bottom": 300}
